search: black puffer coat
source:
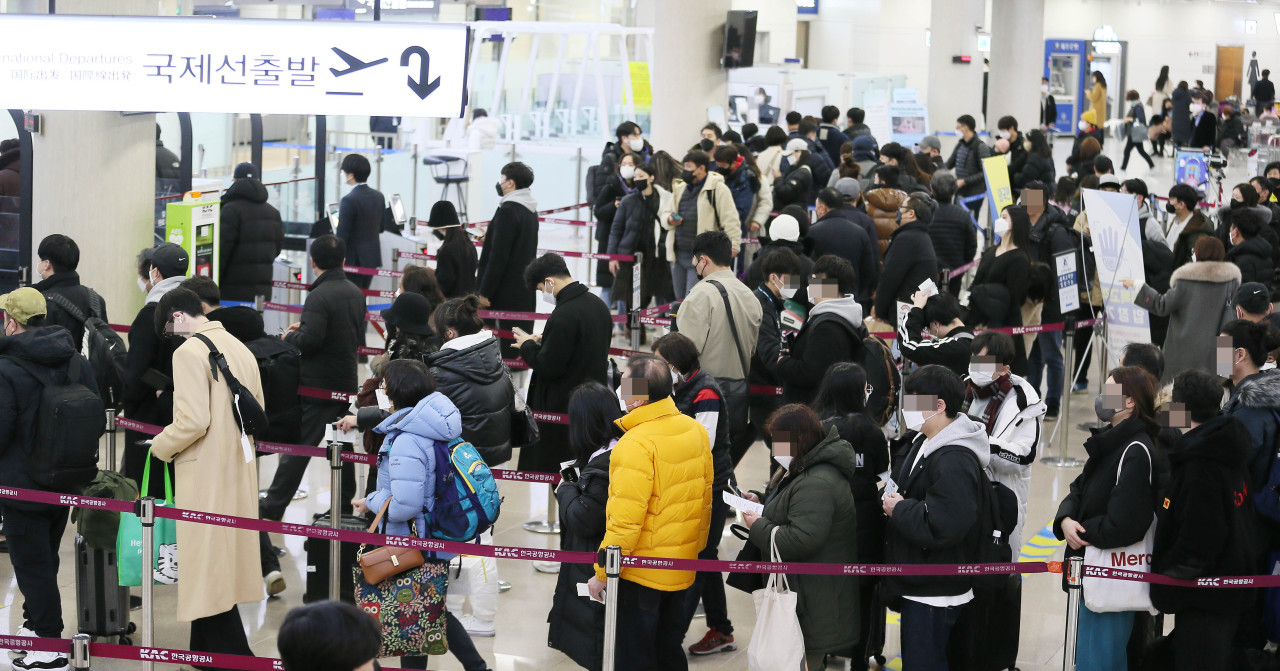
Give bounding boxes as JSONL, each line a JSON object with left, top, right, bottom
{"left": 428, "top": 334, "right": 514, "bottom": 466}
{"left": 549, "top": 447, "right": 612, "bottom": 671}
{"left": 33, "top": 271, "right": 107, "bottom": 348}
{"left": 927, "top": 203, "right": 979, "bottom": 273}
{"left": 284, "top": 269, "right": 367, "bottom": 396}
{"left": 1227, "top": 235, "right": 1276, "bottom": 286}
{"left": 1013, "top": 152, "right": 1056, "bottom": 190}
{"left": 219, "top": 178, "right": 284, "bottom": 302}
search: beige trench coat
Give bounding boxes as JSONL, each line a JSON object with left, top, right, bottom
{"left": 151, "top": 320, "right": 266, "bottom": 622}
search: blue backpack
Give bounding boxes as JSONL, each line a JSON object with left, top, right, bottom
{"left": 427, "top": 438, "right": 502, "bottom": 542}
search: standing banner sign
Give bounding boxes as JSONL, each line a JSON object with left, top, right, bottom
{"left": 981, "top": 156, "right": 1015, "bottom": 231}
{"left": 0, "top": 15, "right": 470, "bottom": 117}
{"left": 1054, "top": 250, "right": 1081, "bottom": 314}
{"left": 1082, "top": 188, "right": 1150, "bottom": 366}
{"left": 166, "top": 195, "right": 220, "bottom": 279}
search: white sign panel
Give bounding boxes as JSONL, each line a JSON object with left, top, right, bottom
{"left": 0, "top": 15, "right": 470, "bottom": 117}
{"left": 1083, "top": 188, "right": 1150, "bottom": 367}
{"left": 1054, "top": 250, "right": 1080, "bottom": 314}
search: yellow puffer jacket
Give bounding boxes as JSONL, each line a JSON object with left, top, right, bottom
{"left": 595, "top": 396, "right": 714, "bottom": 591}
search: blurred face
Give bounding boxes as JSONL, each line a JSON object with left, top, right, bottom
{"left": 1217, "top": 335, "right": 1245, "bottom": 376}
{"left": 898, "top": 205, "right": 915, "bottom": 225}
{"left": 807, "top": 277, "right": 842, "bottom": 304}
{"left": 1161, "top": 402, "right": 1191, "bottom": 431}
{"left": 1023, "top": 189, "right": 1045, "bottom": 219}
{"left": 619, "top": 376, "right": 649, "bottom": 412}
{"left": 1099, "top": 378, "right": 1134, "bottom": 422}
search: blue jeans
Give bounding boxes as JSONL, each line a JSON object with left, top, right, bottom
{"left": 1027, "top": 331, "right": 1064, "bottom": 405}
{"left": 1076, "top": 603, "right": 1134, "bottom": 671}
{"left": 899, "top": 599, "right": 963, "bottom": 671}
{"left": 671, "top": 249, "right": 698, "bottom": 300}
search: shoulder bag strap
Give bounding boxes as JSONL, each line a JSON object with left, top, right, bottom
{"left": 1115, "top": 440, "right": 1153, "bottom": 486}
{"left": 86, "top": 289, "right": 105, "bottom": 321}
{"left": 706, "top": 188, "right": 721, "bottom": 233}
{"left": 192, "top": 333, "right": 240, "bottom": 388}
{"left": 368, "top": 498, "right": 391, "bottom": 533}
{"left": 706, "top": 280, "right": 750, "bottom": 378}
{"left": 45, "top": 292, "right": 88, "bottom": 325}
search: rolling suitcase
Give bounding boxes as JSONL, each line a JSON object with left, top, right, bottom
{"left": 303, "top": 513, "right": 368, "bottom": 604}
{"left": 946, "top": 573, "right": 1022, "bottom": 671}
{"left": 75, "top": 534, "right": 135, "bottom": 644}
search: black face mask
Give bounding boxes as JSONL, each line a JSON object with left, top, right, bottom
{"left": 633, "top": 179, "right": 649, "bottom": 191}
{"left": 681, "top": 169, "right": 695, "bottom": 183}
{"left": 717, "top": 167, "right": 731, "bottom": 177}
{"left": 1165, "top": 203, "right": 1177, "bottom": 214}
{"left": 1231, "top": 199, "right": 1246, "bottom": 209}
{"left": 495, "top": 182, "right": 505, "bottom": 197}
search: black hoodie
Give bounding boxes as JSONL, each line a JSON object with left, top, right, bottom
{"left": 219, "top": 177, "right": 285, "bottom": 302}
{"left": 0, "top": 327, "right": 97, "bottom": 507}
{"left": 1151, "top": 414, "right": 1256, "bottom": 615}
{"left": 427, "top": 333, "right": 514, "bottom": 466}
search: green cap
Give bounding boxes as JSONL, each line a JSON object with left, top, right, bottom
{"left": 0, "top": 287, "right": 46, "bottom": 326}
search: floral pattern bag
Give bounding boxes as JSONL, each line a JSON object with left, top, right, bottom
{"left": 354, "top": 547, "right": 450, "bottom": 657}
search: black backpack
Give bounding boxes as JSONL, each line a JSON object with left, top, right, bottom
{"left": 192, "top": 334, "right": 269, "bottom": 437}
{"left": 944, "top": 446, "right": 1018, "bottom": 593}
{"left": 45, "top": 290, "right": 128, "bottom": 409}
{"left": 242, "top": 336, "right": 301, "bottom": 444}
{"left": 7, "top": 355, "right": 104, "bottom": 493}
{"left": 811, "top": 315, "right": 902, "bottom": 426}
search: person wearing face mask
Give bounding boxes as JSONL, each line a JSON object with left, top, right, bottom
{"left": 1189, "top": 93, "right": 1218, "bottom": 151}
{"left": 662, "top": 152, "right": 742, "bottom": 299}
{"left": 1041, "top": 76, "right": 1058, "bottom": 132}
{"left": 121, "top": 242, "right": 189, "bottom": 500}
{"left": 594, "top": 152, "right": 640, "bottom": 303}
{"left": 1233, "top": 282, "right": 1280, "bottom": 335}
{"left": 899, "top": 292, "right": 975, "bottom": 378}
{"left": 1220, "top": 320, "right": 1280, "bottom": 520}
{"left": 873, "top": 195, "right": 939, "bottom": 329}
{"left": 1217, "top": 182, "right": 1277, "bottom": 249}
{"left": 740, "top": 404, "right": 860, "bottom": 671}
{"left": 962, "top": 332, "right": 1046, "bottom": 550}
{"left": 1162, "top": 183, "right": 1212, "bottom": 269}
{"left": 712, "top": 145, "right": 761, "bottom": 246}
{"left": 608, "top": 163, "right": 675, "bottom": 314}
{"left": 477, "top": 161, "right": 539, "bottom": 359}
{"left": 31, "top": 235, "right": 109, "bottom": 351}
{"left": 1013, "top": 129, "right": 1055, "bottom": 191}
{"left": 334, "top": 153, "right": 385, "bottom": 290}
{"left": 771, "top": 138, "right": 816, "bottom": 210}
{"left": 596, "top": 121, "right": 652, "bottom": 197}
{"left": 994, "top": 116, "right": 1027, "bottom": 191}
{"left": 776, "top": 255, "right": 865, "bottom": 404}
{"left": 1055, "top": 367, "right": 1165, "bottom": 670}
{"left": 587, "top": 355, "right": 713, "bottom": 671}
{"left": 882, "top": 365, "right": 991, "bottom": 671}
{"left": 741, "top": 248, "right": 804, "bottom": 465}
{"left": 649, "top": 333, "right": 738, "bottom": 657}
{"left": 512, "top": 254, "right": 612, "bottom": 474}
{"left": 808, "top": 189, "right": 878, "bottom": 307}
{"left": 426, "top": 200, "right": 477, "bottom": 299}
{"left": 818, "top": 105, "right": 852, "bottom": 166}
{"left": 1225, "top": 208, "right": 1276, "bottom": 285}
{"left": 744, "top": 211, "right": 813, "bottom": 300}
{"left": 945, "top": 114, "right": 992, "bottom": 217}
{"left": 966, "top": 206, "right": 1030, "bottom": 333}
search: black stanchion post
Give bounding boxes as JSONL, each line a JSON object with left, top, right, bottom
{"left": 139, "top": 496, "right": 156, "bottom": 671}
{"left": 104, "top": 409, "right": 117, "bottom": 473}
{"left": 1044, "top": 321, "right": 1084, "bottom": 468}
{"left": 70, "top": 634, "right": 90, "bottom": 670}
{"left": 1063, "top": 556, "right": 1083, "bottom": 671}
{"left": 601, "top": 545, "right": 622, "bottom": 671}
{"left": 938, "top": 267, "right": 951, "bottom": 295}
{"left": 630, "top": 251, "right": 643, "bottom": 351}
{"left": 328, "top": 439, "right": 343, "bottom": 602}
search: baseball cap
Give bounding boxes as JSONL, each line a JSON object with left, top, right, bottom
{"left": 1235, "top": 282, "right": 1271, "bottom": 315}
{"left": 146, "top": 243, "right": 190, "bottom": 279}
{"left": 233, "top": 162, "right": 258, "bottom": 180}
{"left": 1098, "top": 174, "right": 1121, "bottom": 187}
{"left": 0, "top": 287, "right": 46, "bottom": 326}
{"left": 834, "top": 177, "right": 862, "bottom": 202}
{"left": 918, "top": 136, "right": 942, "bottom": 152}
{"left": 784, "top": 138, "right": 809, "bottom": 156}
{"left": 769, "top": 214, "right": 801, "bottom": 242}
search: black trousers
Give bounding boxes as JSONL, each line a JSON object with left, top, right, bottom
{"left": 734, "top": 394, "right": 780, "bottom": 467}
{"left": 1172, "top": 609, "right": 1238, "bottom": 671}
{"left": 1122, "top": 138, "right": 1155, "bottom": 169}
{"left": 616, "top": 580, "right": 689, "bottom": 671}
{"left": 260, "top": 400, "right": 357, "bottom": 521}
{"left": 682, "top": 500, "right": 733, "bottom": 635}
{"left": 401, "top": 611, "right": 489, "bottom": 671}
{"left": 190, "top": 604, "right": 254, "bottom": 671}
{"left": 350, "top": 273, "right": 373, "bottom": 290}
{"left": 2, "top": 505, "right": 69, "bottom": 637}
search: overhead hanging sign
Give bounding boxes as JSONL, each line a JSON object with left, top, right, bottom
{"left": 0, "top": 15, "right": 470, "bottom": 117}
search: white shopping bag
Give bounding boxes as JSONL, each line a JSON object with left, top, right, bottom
{"left": 747, "top": 527, "right": 806, "bottom": 671}
{"left": 1082, "top": 440, "right": 1158, "bottom": 615}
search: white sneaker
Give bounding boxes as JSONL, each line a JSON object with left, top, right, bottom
{"left": 8, "top": 627, "right": 35, "bottom": 659}
{"left": 13, "top": 650, "right": 68, "bottom": 669}
{"left": 265, "top": 570, "right": 286, "bottom": 597}
{"left": 457, "top": 613, "right": 495, "bottom": 637}
{"left": 532, "top": 561, "right": 560, "bottom": 574}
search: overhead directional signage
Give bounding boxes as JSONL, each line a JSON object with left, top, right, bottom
{"left": 0, "top": 15, "right": 470, "bottom": 117}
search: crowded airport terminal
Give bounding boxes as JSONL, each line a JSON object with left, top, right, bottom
{"left": 5, "top": 0, "right": 1280, "bottom": 669}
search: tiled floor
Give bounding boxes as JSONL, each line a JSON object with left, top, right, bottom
{"left": 0, "top": 139, "right": 1242, "bottom": 669}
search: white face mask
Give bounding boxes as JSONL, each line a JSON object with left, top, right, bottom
{"left": 997, "top": 130, "right": 1011, "bottom": 140}
{"left": 670, "top": 367, "right": 683, "bottom": 386}
{"left": 968, "top": 368, "right": 996, "bottom": 387}
{"left": 1191, "top": 103, "right": 1205, "bottom": 114}
{"left": 1078, "top": 119, "right": 1090, "bottom": 132}
{"left": 629, "top": 137, "right": 645, "bottom": 152}
{"left": 771, "top": 276, "right": 801, "bottom": 300}
{"left": 1265, "top": 362, "right": 1277, "bottom": 371}
{"left": 619, "top": 164, "right": 636, "bottom": 180}
{"left": 755, "top": 95, "right": 766, "bottom": 105}
{"left": 1042, "top": 84, "right": 1049, "bottom": 94}
{"left": 375, "top": 389, "right": 391, "bottom": 410}
{"left": 540, "top": 281, "right": 557, "bottom": 309}
{"left": 137, "top": 277, "right": 149, "bottom": 294}
{"left": 994, "top": 218, "right": 1011, "bottom": 237}
{"left": 774, "top": 455, "right": 792, "bottom": 471}
{"left": 903, "top": 408, "right": 939, "bottom": 432}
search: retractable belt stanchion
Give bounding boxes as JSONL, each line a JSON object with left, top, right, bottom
{"left": 1062, "top": 556, "right": 1084, "bottom": 671}
{"left": 1043, "top": 322, "right": 1084, "bottom": 468}
{"left": 104, "top": 409, "right": 117, "bottom": 472}
{"left": 630, "top": 252, "right": 644, "bottom": 352}
{"left": 523, "top": 488, "right": 560, "bottom": 534}
{"left": 139, "top": 496, "right": 156, "bottom": 671}
{"left": 601, "top": 545, "right": 622, "bottom": 671}
{"left": 328, "top": 438, "right": 345, "bottom": 602}
{"left": 70, "top": 634, "right": 90, "bottom": 670}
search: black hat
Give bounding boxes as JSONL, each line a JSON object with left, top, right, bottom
{"left": 145, "top": 243, "right": 189, "bottom": 279}
{"left": 428, "top": 200, "right": 461, "bottom": 229}
{"left": 381, "top": 292, "right": 434, "bottom": 335}
{"left": 1235, "top": 282, "right": 1271, "bottom": 315}
{"left": 233, "top": 162, "right": 258, "bottom": 180}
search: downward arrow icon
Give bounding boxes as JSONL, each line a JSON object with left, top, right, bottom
{"left": 401, "top": 46, "right": 441, "bottom": 100}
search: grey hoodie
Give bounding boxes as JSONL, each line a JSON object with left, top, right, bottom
{"left": 915, "top": 413, "right": 992, "bottom": 471}
{"left": 145, "top": 274, "right": 186, "bottom": 306}
{"left": 808, "top": 294, "right": 863, "bottom": 328}
{"left": 501, "top": 187, "right": 538, "bottom": 214}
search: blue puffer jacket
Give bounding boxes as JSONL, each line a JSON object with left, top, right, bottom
{"left": 365, "top": 392, "right": 463, "bottom": 541}
{"left": 722, "top": 161, "right": 758, "bottom": 226}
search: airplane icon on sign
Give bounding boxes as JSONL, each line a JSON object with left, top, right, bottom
{"left": 329, "top": 48, "right": 389, "bottom": 77}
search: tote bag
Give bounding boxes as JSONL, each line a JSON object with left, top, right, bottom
{"left": 354, "top": 512, "right": 450, "bottom": 659}
{"left": 1083, "top": 441, "right": 1157, "bottom": 614}
{"left": 747, "top": 527, "right": 806, "bottom": 671}
{"left": 117, "top": 456, "right": 178, "bottom": 586}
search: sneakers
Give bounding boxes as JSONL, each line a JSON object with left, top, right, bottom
{"left": 13, "top": 651, "right": 68, "bottom": 669}
{"left": 1072, "top": 381, "right": 1089, "bottom": 394}
{"left": 688, "top": 628, "right": 736, "bottom": 655}
{"left": 532, "top": 561, "right": 560, "bottom": 574}
{"left": 9, "top": 626, "right": 35, "bottom": 659}
{"left": 457, "top": 613, "right": 495, "bottom": 637}
{"left": 498, "top": 579, "right": 512, "bottom": 593}
{"left": 1045, "top": 402, "right": 1060, "bottom": 420}
{"left": 265, "top": 570, "right": 287, "bottom": 597}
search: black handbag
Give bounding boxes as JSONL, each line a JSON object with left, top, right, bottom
{"left": 192, "top": 334, "right": 269, "bottom": 436}
{"left": 707, "top": 280, "right": 751, "bottom": 437}
{"left": 725, "top": 524, "right": 766, "bottom": 594}
{"left": 509, "top": 406, "right": 539, "bottom": 447}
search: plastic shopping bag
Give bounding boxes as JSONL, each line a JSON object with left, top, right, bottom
{"left": 747, "top": 527, "right": 806, "bottom": 671}
{"left": 117, "top": 456, "right": 178, "bottom": 586}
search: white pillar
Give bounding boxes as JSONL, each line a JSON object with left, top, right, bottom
{"left": 634, "top": 0, "right": 730, "bottom": 154}
{"left": 926, "top": 0, "right": 986, "bottom": 134}
{"left": 987, "top": 0, "right": 1046, "bottom": 134}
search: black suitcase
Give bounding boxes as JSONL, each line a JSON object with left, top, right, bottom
{"left": 303, "top": 514, "right": 368, "bottom": 604}
{"left": 946, "top": 573, "right": 1022, "bottom": 671}
{"left": 74, "top": 535, "right": 135, "bottom": 643}
{"left": 857, "top": 579, "right": 888, "bottom": 669}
